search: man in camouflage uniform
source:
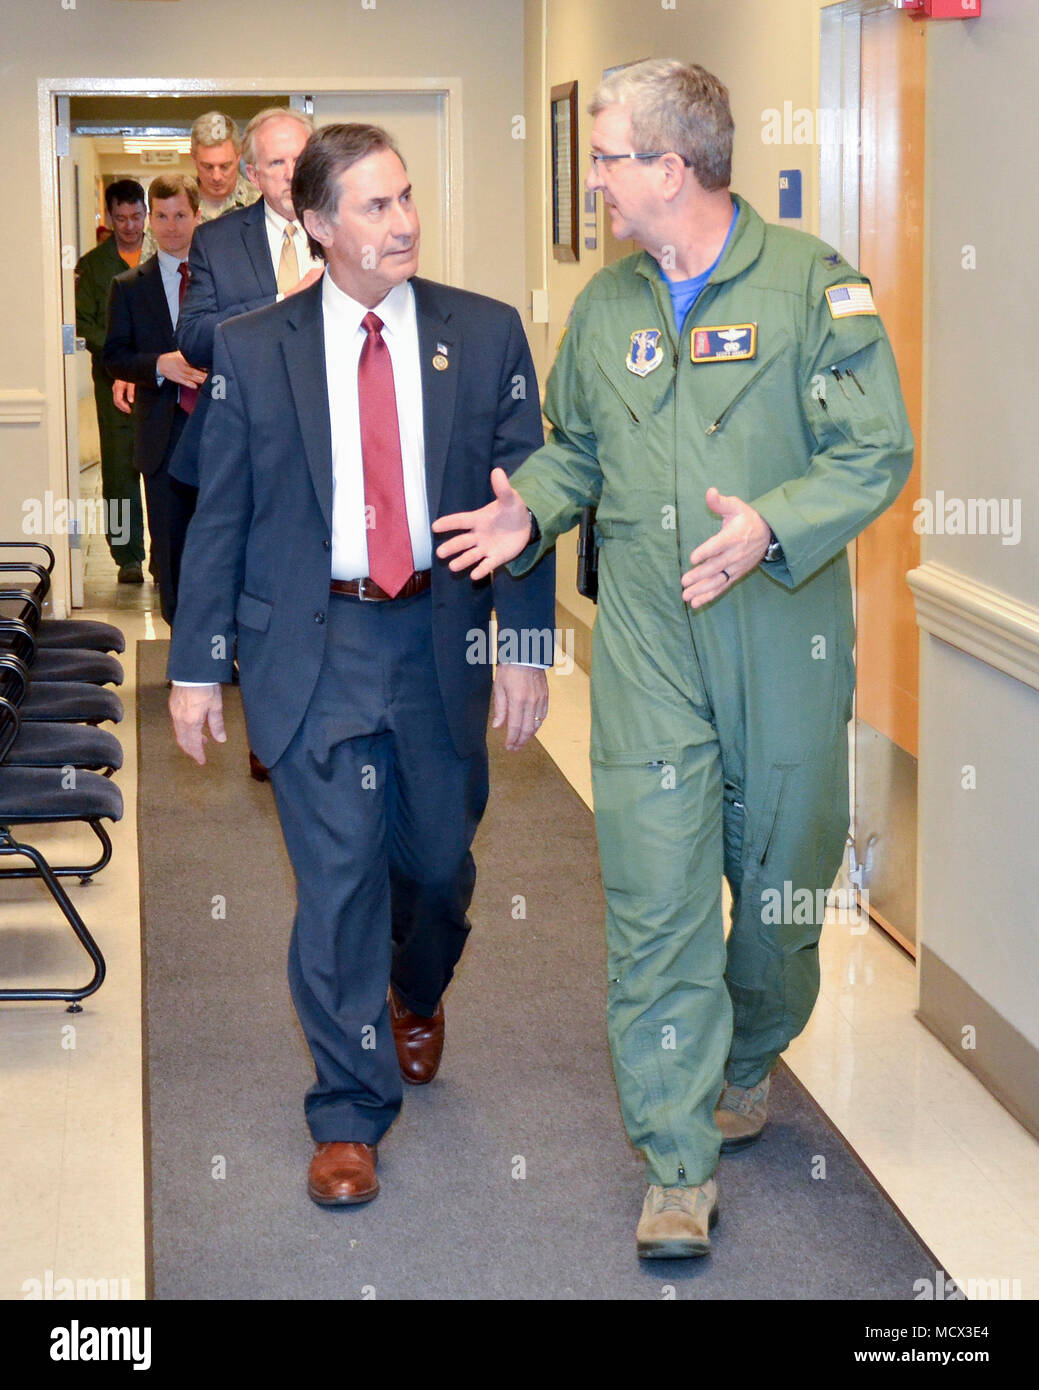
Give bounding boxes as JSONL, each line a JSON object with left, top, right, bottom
{"left": 142, "top": 111, "right": 258, "bottom": 259}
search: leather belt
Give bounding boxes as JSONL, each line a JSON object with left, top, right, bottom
{"left": 329, "top": 571, "right": 432, "bottom": 602}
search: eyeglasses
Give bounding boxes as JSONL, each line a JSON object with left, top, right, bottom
{"left": 588, "top": 151, "right": 692, "bottom": 168}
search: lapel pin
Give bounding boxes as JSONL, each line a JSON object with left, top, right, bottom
{"left": 433, "top": 341, "right": 450, "bottom": 371}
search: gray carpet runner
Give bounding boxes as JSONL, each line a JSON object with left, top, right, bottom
{"left": 137, "top": 640, "right": 939, "bottom": 1299}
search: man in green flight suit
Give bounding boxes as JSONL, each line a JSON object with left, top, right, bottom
{"left": 434, "top": 59, "right": 913, "bottom": 1259}
{"left": 75, "top": 178, "right": 148, "bottom": 581}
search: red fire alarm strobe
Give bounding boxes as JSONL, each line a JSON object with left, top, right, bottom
{"left": 901, "top": 0, "right": 982, "bottom": 18}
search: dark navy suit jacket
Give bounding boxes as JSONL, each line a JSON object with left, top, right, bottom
{"left": 168, "top": 275, "right": 556, "bottom": 767}
{"left": 103, "top": 256, "right": 182, "bottom": 477}
{"left": 171, "top": 198, "right": 278, "bottom": 487}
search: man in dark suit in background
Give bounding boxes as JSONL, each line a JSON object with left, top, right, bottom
{"left": 171, "top": 106, "right": 320, "bottom": 493}
{"left": 104, "top": 175, "right": 207, "bottom": 624}
{"left": 172, "top": 106, "right": 321, "bottom": 780}
{"left": 168, "top": 124, "right": 555, "bottom": 1208}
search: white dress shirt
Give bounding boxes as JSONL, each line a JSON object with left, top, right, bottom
{"left": 322, "top": 272, "right": 431, "bottom": 580}
{"left": 175, "top": 269, "right": 546, "bottom": 683}
{"left": 265, "top": 203, "right": 322, "bottom": 296}
{"left": 156, "top": 248, "right": 186, "bottom": 330}
{"left": 154, "top": 249, "right": 188, "bottom": 397}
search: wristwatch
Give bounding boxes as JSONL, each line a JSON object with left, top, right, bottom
{"left": 526, "top": 508, "right": 541, "bottom": 544}
{"left": 762, "top": 529, "right": 784, "bottom": 564}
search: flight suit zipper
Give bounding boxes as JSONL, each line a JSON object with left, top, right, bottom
{"left": 704, "top": 343, "right": 786, "bottom": 435}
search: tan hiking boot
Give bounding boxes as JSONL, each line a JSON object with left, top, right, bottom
{"left": 715, "top": 1073, "right": 771, "bottom": 1151}
{"left": 636, "top": 1178, "right": 719, "bottom": 1259}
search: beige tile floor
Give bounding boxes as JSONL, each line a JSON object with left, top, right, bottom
{"left": 2, "top": 524, "right": 1036, "bottom": 1301}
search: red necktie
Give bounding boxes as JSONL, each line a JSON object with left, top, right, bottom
{"left": 358, "top": 312, "right": 414, "bottom": 596}
{"left": 176, "top": 263, "right": 198, "bottom": 415}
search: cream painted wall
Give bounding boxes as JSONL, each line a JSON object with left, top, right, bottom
{"left": 923, "top": 6, "right": 1038, "bottom": 607}
{"left": 918, "top": 0, "right": 1039, "bottom": 1048}
{"left": 0, "top": 0, "right": 527, "bottom": 605}
{"left": 71, "top": 136, "right": 101, "bottom": 406}
{"left": 71, "top": 137, "right": 101, "bottom": 263}
{"left": 919, "top": 637, "right": 1038, "bottom": 1047}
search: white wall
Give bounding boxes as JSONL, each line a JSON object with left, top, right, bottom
{"left": 918, "top": 0, "right": 1039, "bottom": 1052}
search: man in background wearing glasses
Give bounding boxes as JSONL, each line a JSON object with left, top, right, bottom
{"left": 434, "top": 59, "right": 911, "bottom": 1259}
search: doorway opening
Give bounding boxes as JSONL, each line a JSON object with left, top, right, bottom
{"left": 47, "top": 80, "right": 458, "bottom": 618}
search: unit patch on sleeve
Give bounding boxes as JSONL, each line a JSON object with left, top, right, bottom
{"left": 691, "top": 324, "right": 758, "bottom": 363}
{"left": 825, "top": 283, "right": 878, "bottom": 319}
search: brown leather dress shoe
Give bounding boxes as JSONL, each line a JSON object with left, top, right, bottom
{"left": 248, "top": 750, "right": 270, "bottom": 782}
{"left": 389, "top": 987, "right": 445, "bottom": 1085}
{"left": 307, "top": 1142, "right": 379, "bottom": 1207}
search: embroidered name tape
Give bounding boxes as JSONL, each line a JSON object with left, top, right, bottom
{"left": 691, "top": 324, "right": 757, "bottom": 363}
{"left": 825, "top": 283, "right": 878, "bottom": 319}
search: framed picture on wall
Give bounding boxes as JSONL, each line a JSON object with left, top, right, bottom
{"left": 551, "top": 80, "right": 579, "bottom": 262}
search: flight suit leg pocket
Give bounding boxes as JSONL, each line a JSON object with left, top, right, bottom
{"left": 591, "top": 748, "right": 690, "bottom": 904}
{"left": 726, "top": 760, "right": 802, "bottom": 1061}
{"left": 744, "top": 761, "right": 799, "bottom": 874}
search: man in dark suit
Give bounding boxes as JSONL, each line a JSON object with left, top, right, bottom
{"left": 103, "top": 175, "right": 208, "bottom": 624}
{"left": 171, "top": 107, "right": 321, "bottom": 492}
{"left": 168, "top": 124, "right": 555, "bottom": 1208}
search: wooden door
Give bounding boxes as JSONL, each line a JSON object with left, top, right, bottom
{"left": 853, "top": 6, "right": 926, "bottom": 952}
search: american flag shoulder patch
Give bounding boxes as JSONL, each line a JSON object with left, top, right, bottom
{"left": 825, "top": 283, "right": 878, "bottom": 319}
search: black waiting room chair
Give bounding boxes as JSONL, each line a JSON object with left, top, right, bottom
{"left": 1, "top": 614, "right": 124, "bottom": 687}
{"left": 0, "top": 694, "right": 122, "bottom": 1009}
{"left": 0, "top": 652, "right": 123, "bottom": 728}
{"left": 1, "top": 542, "right": 125, "bottom": 653}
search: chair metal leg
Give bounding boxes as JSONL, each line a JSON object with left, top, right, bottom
{"left": 0, "top": 818, "right": 113, "bottom": 882}
{"left": 0, "top": 830, "right": 106, "bottom": 1007}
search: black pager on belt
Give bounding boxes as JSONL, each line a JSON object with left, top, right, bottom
{"left": 577, "top": 506, "right": 599, "bottom": 603}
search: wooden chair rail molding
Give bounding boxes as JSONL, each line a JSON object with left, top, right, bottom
{"left": 908, "top": 561, "right": 1039, "bottom": 693}
{"left": 0, "top": 391, "right": 46, "bottom": 425}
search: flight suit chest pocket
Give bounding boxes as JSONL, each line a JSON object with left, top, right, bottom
{"left": 235, "top": 591, "right": 273, "bottom": 632}
{"left": 696, "top": 337, "right": 790, "bottom": 437}
{"left": 589, "top": 336, "right": 672, "bottom": 427}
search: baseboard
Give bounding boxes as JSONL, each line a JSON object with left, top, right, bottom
{"left": 917, "top": 943, "right": 1039, "bottom": 1140}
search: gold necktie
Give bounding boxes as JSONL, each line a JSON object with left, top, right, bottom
{"left": 277, "top": 223, "right": 300, "bottom": 295}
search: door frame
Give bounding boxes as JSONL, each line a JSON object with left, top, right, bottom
{"left": 817, "top": 1, "right": 924, "bottom": 955}
{"left": 37, "top": 75, "right": 464, "bottom": 613}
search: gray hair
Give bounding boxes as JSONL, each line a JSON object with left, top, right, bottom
{"left": 590, "top": 59, "right": 734, "bottom": 190}
{"left": 241, "top": 107, "right": 315, "bottom": 167}
{"left": 190, "top": 111, "right": 241, "bottom": 155}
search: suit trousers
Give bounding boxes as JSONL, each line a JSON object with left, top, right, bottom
{"left": 267, "top": 588, "right": 490, "bottom": 1143}
{"left": 142, "top": 408, "right": 198, "bottom": 625}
